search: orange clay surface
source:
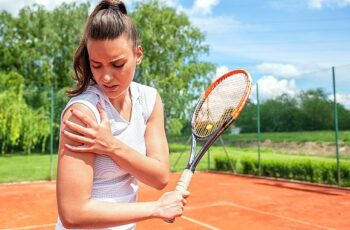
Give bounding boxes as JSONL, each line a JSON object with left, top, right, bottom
{"left": 0, "top": 172, "right": 350, "bottom": 230}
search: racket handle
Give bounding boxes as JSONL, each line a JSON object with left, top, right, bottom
{"left": 175, "top": 169, "right": 193, "bottom": 192}
{"left": 165, "top": 169, "right": 193, "bottom": 224}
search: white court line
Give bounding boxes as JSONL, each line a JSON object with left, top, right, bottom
{"left": 0, "top": 223, "right": 56, "bottom": 230}
{"left": 181, "top": 215, "right": 220, "bottom": 230}
{"left": 187, "top": 201, "right": 335, "bottom": 230}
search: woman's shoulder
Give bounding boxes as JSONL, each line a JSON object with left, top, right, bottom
{"left": 131, "top": 82, "right": 158, "bottom": 122}
{"left": 70, "top": 84, "right": 102, "bottom": 102}
{"left": 131, "top": 82, "right": 157, "bottom": 95}
{"left": 62, "top": 85, "right": 102, "bottom": 123}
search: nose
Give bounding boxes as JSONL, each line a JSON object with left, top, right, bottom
{"left": 101, "top": 73, "right": 113, "bottom": 83}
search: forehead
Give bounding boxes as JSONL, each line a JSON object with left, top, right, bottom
{"left": 87, "top": 35, "right": 133, "bottom": 61}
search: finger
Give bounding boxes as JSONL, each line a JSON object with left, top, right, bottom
{"left": 64, "top": 120, "right": 95, "bottom": 138}
{"left": 62, "top": 129, "right": 94, "bottom": 145}
{"left": 181, "top": 191, "right": 190, "bottom": 198}
{"left": 97, "top": 102, "right": 108, "bottom": 121}
{"left": 71, "top": 109, "right": 96, "bottom": 128}
{"left": 64, "top": 144, "right": 92, "bottom": 153}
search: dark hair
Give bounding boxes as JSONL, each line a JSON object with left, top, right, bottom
{"left": 67, "top": 0, "right": 139, "bottom": 97}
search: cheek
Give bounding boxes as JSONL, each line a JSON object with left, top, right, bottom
{"left": 90, "top": 68, "right": 101, "bottom": 80}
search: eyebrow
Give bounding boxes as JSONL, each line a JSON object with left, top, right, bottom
{"left": 90, "top": 56, "right": 126, "bottom": 63}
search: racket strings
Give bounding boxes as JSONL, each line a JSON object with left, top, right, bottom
{"left": 193, "top": 73, "right": 249, "bottom": 138}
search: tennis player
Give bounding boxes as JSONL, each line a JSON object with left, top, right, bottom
{"left": 56, "top": 1, "right": 189, "bottom": 229}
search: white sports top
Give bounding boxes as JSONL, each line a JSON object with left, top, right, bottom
{"left": 56, "top": 82, "right": 157, "bottom": 230}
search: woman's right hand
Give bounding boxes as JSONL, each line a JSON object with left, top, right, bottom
{"left": 62, "top": 103, "right": 119, "bottom": 156}
{"left": 153, "top": 190, "right": 190, "bottom": 220}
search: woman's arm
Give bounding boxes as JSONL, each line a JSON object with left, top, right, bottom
{"left": 57, "top": 103, "right": 187, "bottom": 229}
{"left": 63, "top": 93, "right": 170, "bottom": 190}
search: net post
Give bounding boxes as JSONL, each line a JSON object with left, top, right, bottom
{"left": 256, "top": 83, "right": 261, "bottom": 176}
{"left": 332, "top": 66, "right": 340, "bottom": 186}
{"left": 219, "top": 137, "right": 234, "bottom": 172}
{"left": 171, "top": 136, "right": 191, "bottom": 171}
{"left": 207, "top": 149, "right": 210, "bottom": 170}
{"left": 50, "top": 86, "right": 54, "bottom": 180}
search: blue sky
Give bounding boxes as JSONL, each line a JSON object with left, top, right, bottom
{"left": 1, "top": 0, "right": 350, "bottom": 107}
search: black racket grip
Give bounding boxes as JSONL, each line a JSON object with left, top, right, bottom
{"left": 164, "top": 169, "right": 193, "bottom": 223}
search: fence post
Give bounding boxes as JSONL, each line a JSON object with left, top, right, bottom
{"left": 50, "top": 86, "right": 54, "bottom": 180}
{"left": 332, "top": 66, "right": 340, "bottom": 186}
{"left": 256, "top": 83, "right": 261, "bottom": 176}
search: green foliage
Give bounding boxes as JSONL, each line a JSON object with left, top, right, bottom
{"left": 236, "top": 88, "right": 350, "bottom": 132}
{"left": 215, "top": 154, "right": 350, "bottom": 187}
{"left": 221, "top": 130, "right": 350, "bottom": 145}
{"left": 0, "top": 3, "right": 88, "bottom": 88}
{"left": 0, "top": 3, "right": 88, "bottom": 153}
{"left": 0, "top": 72, "right": 50, "bottom": 154}
{"left": 131, "top": 0, "right": 216, "bottom": 133}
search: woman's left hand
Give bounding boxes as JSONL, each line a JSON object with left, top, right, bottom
{"left": 62, "top": 103, "right": 118, "bottom": 155}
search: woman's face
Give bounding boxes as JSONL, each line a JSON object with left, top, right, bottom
{"left": 87, "top": 35, "right": 142, "bottom": 101}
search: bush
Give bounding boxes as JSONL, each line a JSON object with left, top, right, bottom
{"left": 214, "top": 154, "right": 350, "bottom": 187}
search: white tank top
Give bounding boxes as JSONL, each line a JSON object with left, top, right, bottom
{"left": 56, "top": 82, "right": 157, "bottom": 230}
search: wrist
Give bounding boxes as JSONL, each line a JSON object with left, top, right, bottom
{"left": 149, "top": 201, "right": 161, "bottom": 218}
{"left": 104, "top": 137, "right": 120, "bottom": 157}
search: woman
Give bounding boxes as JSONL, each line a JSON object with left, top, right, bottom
{"left": 56, "top": 1, "right": 189, "bottom": 229}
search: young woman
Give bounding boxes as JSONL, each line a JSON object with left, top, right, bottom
{"left": 56, "top": 1, "right": 189, "bottom": 229}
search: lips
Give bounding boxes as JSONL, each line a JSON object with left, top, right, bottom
{"left": 102, "top": 84, "right": 118, "bottom": 91}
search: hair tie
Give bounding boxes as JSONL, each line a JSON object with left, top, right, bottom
{"left": 108, "top": 4, "right": 120, "bottom": 12}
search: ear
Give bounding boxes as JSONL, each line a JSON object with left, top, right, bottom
{"left": 136, "top": 46, "right": 143, "bottom": 65}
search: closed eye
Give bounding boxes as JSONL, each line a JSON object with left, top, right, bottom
{"left": 91, "top": 64, "right": 102, "bottom": 69}
{"left": 113, "top": 63, "right": 125, "bottom": 68}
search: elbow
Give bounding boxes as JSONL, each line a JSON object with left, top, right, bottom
{"left": 60, "top": 212, "right": 81, "bottom": 229}
{"left": 154, "top": 171, "right": 170, "bottom": 190}
{"left": 59, "top": 207, "right": 85, "bottom": 229}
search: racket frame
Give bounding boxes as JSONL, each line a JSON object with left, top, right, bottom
{"left": 186, "top": 69, "right": 252, "bottom": 172}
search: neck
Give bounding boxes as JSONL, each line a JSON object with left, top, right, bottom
{"left": 110, "top": 87, "right": 132, "bottom": 118}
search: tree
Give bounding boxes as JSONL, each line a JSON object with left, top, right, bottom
{"left": 0, "top": 3, "right": 88, "bottom": 153}
{"left": 299, "top": 89, "right": 333, "bottom": 130}
{"left": 0, "top": 3, "right": 88, "bottom": 89}
{"left": 235, "top": 100, "right": 257, "bottom": 132}
{"left": 131, "top": 0, "right": 216, "bottom": 135}
{"left": 0, "top": 72, "right": 50, "bottom": 154}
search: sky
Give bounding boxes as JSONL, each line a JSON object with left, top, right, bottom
{"left": 1, "top": 0, "right": 350, "bottom": 107}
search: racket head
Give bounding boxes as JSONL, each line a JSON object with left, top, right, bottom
{"left": 191, "top": 69, "right": 252, "bottom": 140}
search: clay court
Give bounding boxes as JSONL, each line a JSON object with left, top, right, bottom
{"left": 0, "top": 172, "right": 349, "bottom": 230}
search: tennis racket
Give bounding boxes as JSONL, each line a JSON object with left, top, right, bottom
{"left": 166, "top": 69, "right": 252, "bottom": 223}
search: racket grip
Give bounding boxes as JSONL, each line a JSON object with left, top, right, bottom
{"left": 165, "top": 169, "right": 193, "bottom": 224}
{"left": 175, "top": 169, "right": 193, "bottom": 191}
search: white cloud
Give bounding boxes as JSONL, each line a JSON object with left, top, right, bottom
{"left": 253, "top": 76, "right": 297, "bottom": 100}
{"left": 309, "top": 0, "right": 323, "bottom": 8}
{"left": 329, "top": 93, "right": 350, "bottom": 109}
{"left": 256, "top": 63, "right": 302, "bottom": 78}
{"left": 190, "top": 16, "right": 240, "bottom": 34}
{"left": 308, "top": 0, "right": 350, "bottom": 9}
{"left": 192, "top": 0, "right": 219, "bottom": 15}
{"left": 215, "top": 65, "right": 229, "bottom": 80}
{"left": 0, "top": 0, "right": 86, "bottom": 15}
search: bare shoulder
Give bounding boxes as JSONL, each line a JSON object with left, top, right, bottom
{"left": 61, "top": 102, "right": 97, "bottom": 124}
{"left": 148, "top": 92, "right": 164, "bottom": 121}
